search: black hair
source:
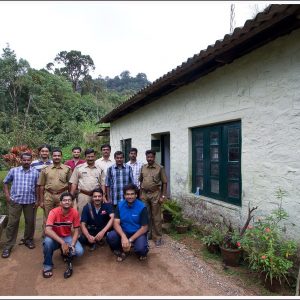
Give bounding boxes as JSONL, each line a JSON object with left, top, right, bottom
{"left": 60, "top": 192, "right": 74, "bottom": 201}
{"left": 129, "top": 147, "right": 138, "bottom": 154}
{"left": 38, "top": 144, "right": 51, "bottom": 152}
{"left": 84, "top": 148, "right": 95, "bottom": 156}
{"left": 91, "top": 188, "right": 104, "bottom": 196}
{"left": 20, "top": 152, "right": 32, "bottom": 159}
{"left": 101, "top": 144, "right": 111, "bottom": 151}
{"left": 145, "top": 149, "right": 156, "bottom": 156}
{"left": 51, "top": 148, "right": 62, "bottom": 155}
{"left": 123, "top": 183, "right": 138, "bottom": 195}
{"left": 114, "top": 151, "right": 124, "bottom": 158}
{"left": 72, "top": 146, "right": 82, "bottom": 152}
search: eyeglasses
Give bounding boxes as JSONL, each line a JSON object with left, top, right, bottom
{"left": 61, "top": 199, "right": 72, "bottom": 202}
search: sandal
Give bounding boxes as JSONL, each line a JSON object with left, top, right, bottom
{"left": 24, "top": 240, "right": 35, "bottom": 249}
{"left": 43, "top": 269, "right": 53, "bottom": 278}
{"left": 116, "top": 252, "right": 127, "bottom": 262}
{"left": 139, "top": 255, "right": 147, "bottom": 261}
{"left": 2, "top": 249, "right": 11, "bottom": 258}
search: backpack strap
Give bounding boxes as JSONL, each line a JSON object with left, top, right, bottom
{"left": 88, "top": 202, "right": 95, "bottom": 221}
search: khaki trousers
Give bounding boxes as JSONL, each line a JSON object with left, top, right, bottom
{"left": 141, "top": 190, "right": 162, "bottom": 241}
{"left": 77, "top": 193, "right": 92, "bottom": 217}
{"left": 44, "top": 191, "right": 61, "bottom": 219}
{"left": 4, "top": 201, "right": 35, "bottom": 250}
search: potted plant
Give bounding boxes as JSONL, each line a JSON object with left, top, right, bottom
{"left": 201, "top": 225, "right": 224, "bottom": 254}
{"left": 219, "top": 205, "right": 258, "bottom": 267}
{"left": 162, "top": 199, "right": 182, "bottom": 223}
{"left": 241, "top": 189, "right": 297, "bottom": 292}
{"left": 172, "top": 213, "right": 190, "bottom": 234}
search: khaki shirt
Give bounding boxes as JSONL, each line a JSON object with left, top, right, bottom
{"left": 139, "top": 162, "right": 167, "bottom": 192}
{"left": 38, "top": 164, "right": 71, "bottom": 190}
{"left": 69, "top": 162, "right": 104, "bottom": 191}
{"left": 95, "top": 157, "right": 114, "bottom": 178}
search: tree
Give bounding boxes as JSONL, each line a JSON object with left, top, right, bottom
{"left": 47, "top": 50, "right": 95, "bottom": 92}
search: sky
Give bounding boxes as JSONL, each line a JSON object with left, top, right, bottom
{"left": 0, "top": 1, "right": 281, "bottom": 82}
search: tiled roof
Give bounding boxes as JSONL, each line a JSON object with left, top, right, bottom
{"left": 100, "top": 4, "right": 300, "bottom": 123}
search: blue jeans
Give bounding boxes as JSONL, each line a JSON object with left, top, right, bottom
{"left": 106, "top": 230, "right": 149, "bottom": 257}
{"left": 43, "top": 236, "right": 84, "bottom": 271}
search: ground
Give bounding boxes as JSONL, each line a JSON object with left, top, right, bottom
{"left": 0, "top": 211, "right": 289, "bottom": 296}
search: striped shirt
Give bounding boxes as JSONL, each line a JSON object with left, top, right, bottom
{"left": 3, "top": 166, "right": 39, "bottom": 204}
{"left": 105, "top": 164, "right": 134, "bottom": 205}
{"left": 31, "top": 159, "right": 53, "bottom": 172}
{"left": 126, "top": 160, "right": 144, "bottom": 188}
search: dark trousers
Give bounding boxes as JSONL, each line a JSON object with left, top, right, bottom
{"left": 106, "top": 230, "right": 149, "bottom": 257}
{"left": 4, "top": 201, "right": 35, "bottom": 250}
{"left": 79, "top": 227, "right": 102, "bottom": 246}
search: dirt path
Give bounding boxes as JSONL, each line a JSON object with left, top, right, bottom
{"left": 0, "top": 218, "right": 260, "bottom": 296}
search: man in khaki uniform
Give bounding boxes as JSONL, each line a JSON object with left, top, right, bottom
{"left": 139, "top": 149, "right": 167, "bottom": 248}
{"left": 39, "top": 149, "right": 71, "bottom": 219}
{"left": 70, "top": 148, "right": 105, "bottom": 216}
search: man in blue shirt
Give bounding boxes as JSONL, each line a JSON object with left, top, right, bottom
{"left": 79, "top": 188, "right": 114, "bottom": 251}
{"left": 31, "top": 144, "right": 53, "bottom": 172}
{"left": 2, "top": 152, "right": 39, "bottom": 258}
{"left": 105, "top": 151, "right": 134, "bottom": 207}
{"left": 106, "top": 183, "right": 149, "bottom": 262}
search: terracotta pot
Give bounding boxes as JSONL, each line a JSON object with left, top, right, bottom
{"left": 220, "top": 246, "right": 242, "bottom": 267}
{"left": 175, "top": 224, "right": 188, "bottom": 234}
{"left": 162, "top": 211, "right": 173, "bottom": 223}
{"left": 206, "top": 243, "right": 220, "bottom": 254}
{"left": 260, "top": 273, "right": 282, "bottom": 293}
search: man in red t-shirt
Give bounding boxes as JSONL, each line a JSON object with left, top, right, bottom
{"left": 64, "top": 147, "right": 85, "bottom": 171}
{"left": 42, "top": 192, "right": 84, "bottom": 279}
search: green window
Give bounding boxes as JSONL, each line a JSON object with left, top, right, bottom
{"left": 192, "top": 121, "right": 241, "bottom": 206}
{"left": 120, "top": 138, "right": 132, "bottom": 162}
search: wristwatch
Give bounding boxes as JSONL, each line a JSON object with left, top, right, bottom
{"left": 129, "top": 238, "right": 133, "bottom": 243}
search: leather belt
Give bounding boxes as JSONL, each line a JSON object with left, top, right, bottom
{"left": 45, "top": 186, "right": 68, "bottom": 195}
{"left": 79, "top": 189, "right": 93, "bottom": 196}
{"left": 141, "top": 187, "right": 160, "bottom": 193}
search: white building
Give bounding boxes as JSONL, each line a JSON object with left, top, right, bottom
{"left": 100, "top": 5, "right": 300, "bottom": 239}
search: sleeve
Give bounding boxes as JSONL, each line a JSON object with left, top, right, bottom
{"left": 66, "top": 166, "right": 72, "bottom": 181}
{"left": 114, "top": 206, "right": 120, "bottom": 219}
{"left": 80, "top": 205, "right": 89, "bottom": 223}
{"left": 128, "top": 166, "right": 134, "bottom": 184}
{"left": 140, "top": 207, "right": 149, "bottom": 226}
{"left": 160, "top": 166, "right": 168, "bottom": 184}
{"left": 37, "top": 168, "right": 46, "bottom": 186}
{"left": 3, "top": 169, "right": 14, "bottom": 184}
{"left": 73, "top": 210, "right": 81, "bottom": 228}
{"left": 100, "top": 168, "right": 105, "bottom": 186}
{"left": 46, "top": 210, "right": 56, "bottom": 227}
{"left": 105, "top": 167, "right": 111, "bottom": 187}
{"left": 69, "top": 166, "right": 79, "bottom": 184}
{"left": 105, "top": 203, "right": 114, "bottom": 215}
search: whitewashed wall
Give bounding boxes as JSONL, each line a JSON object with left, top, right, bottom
{"left": 109, "top": 29, "right": 300, "bottom": 239}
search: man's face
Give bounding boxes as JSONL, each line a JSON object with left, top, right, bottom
{"left": 101, "top": 147, "right": 111, "bottom": 158}
{"left": 92, "top": 192, "right": 103, "bottom": 206}
{"left": 72, "top": 149, "right": 81, "bottom": 159}
{"left": 85, "top": 153, "right": 96, "bottom": 165}
{"left": 146, "top": 153, "right": 155, "bottom": 165}
{"left": 124, "top": 189, "right": 137, "bottom": 204}
{"left": 129, "top": 151, "right": 137, "bottom": 162}
{"left": 60, "top": 196, "right": 72, "bottom": 209}
{"left": 21, "top": 155, "right": 32, "bottom": 169}
{"left": 115, "top": 154, "right": 124, "bottom": 166}
{"left": 52, "top": 151, "right": 62, "bottom": 164}
{"left": 40, "top": 147, "right": 50, "bottom": 160}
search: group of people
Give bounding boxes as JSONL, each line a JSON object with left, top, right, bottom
{"left": 1, "top": 143, "right": 168, "bottom": 279}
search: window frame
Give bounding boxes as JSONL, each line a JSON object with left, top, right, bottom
{"left": 192, "top": 121, "right": 241, "bottom": 206}
{"left": 120, "top": 138, "right": 132, "bottom": 162}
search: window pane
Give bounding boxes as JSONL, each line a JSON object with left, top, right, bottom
{"left": 228, "top": 164, "right": 240, "bottom": 179}
{"left": 211, "top": 163, "right": 219, "bottom": 176}
{"left": 228, "top": 128, "right": 239, "bottom": 144}
{"left": 211, "top": 179, "right": 219, "bottom": 194}
{"left": 195, "top": 176, "right": 203, "bottom": 190}
{"left": 210, "top": 131, "right": 219, "bottom": 145}
{"left": 210, "top": 147, "right": 219, "bottom": 161}
{"left": 196, "top": 161, "right": 203, "bottom": 175}
{"left": 196, "top": 147, "right": 203, "bottom": 160}
{"left": 195, "top": 132, "right": 203, "bottom": 146}
{"left": 228, "top": 147, "right": 239, "bottom": 162}
{"left": 228, "top": 182, "right": 239, "bottom": 198}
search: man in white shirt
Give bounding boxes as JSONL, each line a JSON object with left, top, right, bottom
{"left": 95, "top": 144, "right": 114, "bottom": 179}
{"left": 126, "top": 148, "right": 143, "bottom": 189}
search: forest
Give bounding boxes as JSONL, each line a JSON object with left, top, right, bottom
{"left": 0, "top": 46, "right": 151, "bottom": 162}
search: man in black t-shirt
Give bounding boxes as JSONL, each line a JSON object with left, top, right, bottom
{"left": 79, "top": 188, "right": 114, "bottom": 251}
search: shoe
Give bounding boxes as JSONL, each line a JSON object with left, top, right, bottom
{"left": 64, "top": 261, "right": 73, "bottom": 279}
{"left": 24, "top": 239, "right": 35, "bottom": 249}
{"left": 89, "top": 244, "right": 96, "bottom": 251}
{"left": 155, "top": 239, "right": 162, "bottom": 247}
{"left": 2, "top": 248, "right": 11, "bottom": 258}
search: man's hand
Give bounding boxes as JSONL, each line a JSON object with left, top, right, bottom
{"left": 121, "top": 236, "right": 131, "bottom": 253}
{"left": 95, "top": 230, "right": 105, "bottom": 241}
{"left": 61, "top": 242, "right": 69, "bottom": 255}
{"left": 87, "top": 234, "right": 96, "bottom": 244}
{"left": 39, "top": 200, "right": 45, "bottom": 209}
